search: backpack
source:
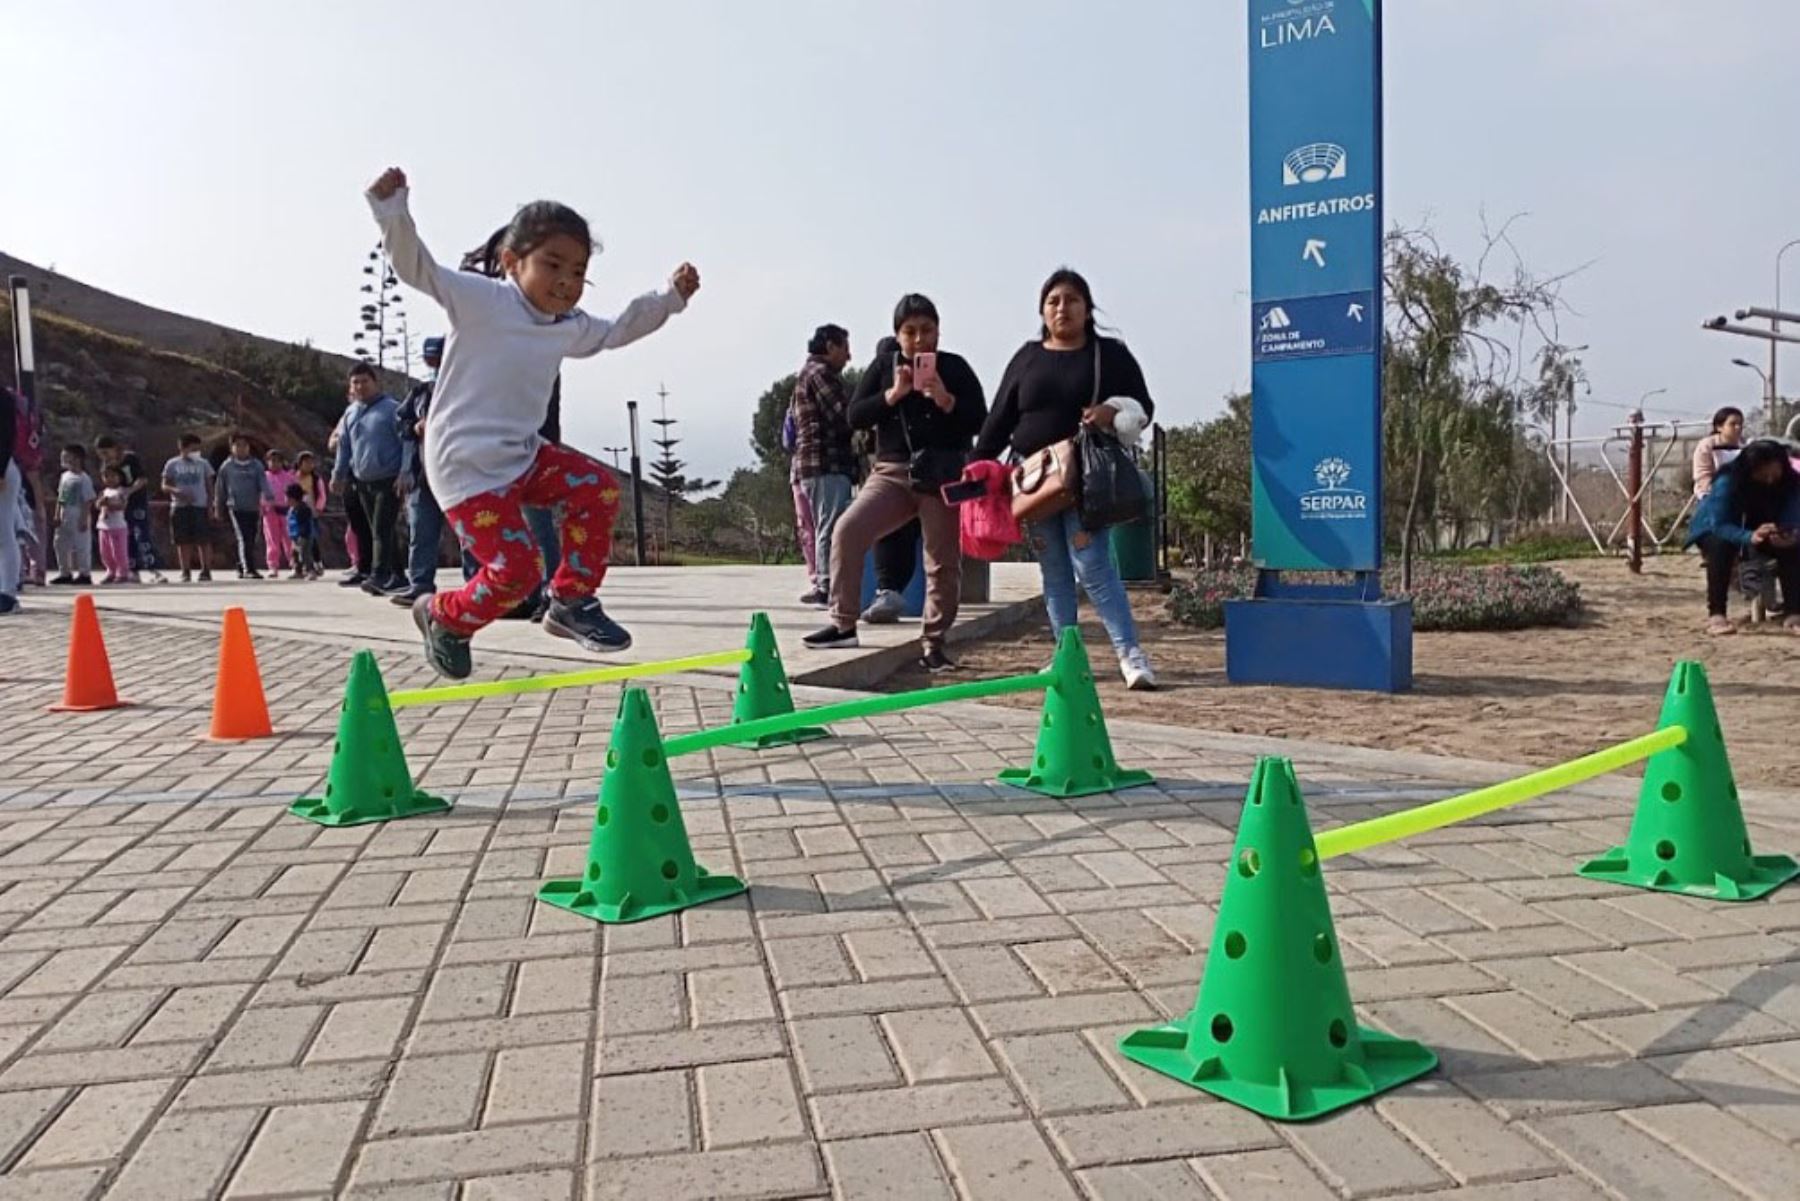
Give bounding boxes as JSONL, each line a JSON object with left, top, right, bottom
{"left": 6, "top": 386, "right": 41, "bottom": 472}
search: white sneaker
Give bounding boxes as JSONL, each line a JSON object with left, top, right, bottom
{"left": 1120, "top": 646, "right": 1157, "bottom": 691}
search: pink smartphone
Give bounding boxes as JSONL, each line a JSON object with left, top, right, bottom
{"left": 911, "top": 352, "right": 938, "bottom": 392}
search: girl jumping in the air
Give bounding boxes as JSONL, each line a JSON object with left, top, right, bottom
{"left": 366, "top": 166, "right": 699, "bottom": 679}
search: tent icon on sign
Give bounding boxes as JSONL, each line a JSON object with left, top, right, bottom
{"left": 1283, "top": 143, "right": 1348, "bottom": 186}
{"left": 1259, "top": 307, "right": 1292, "bottom": 333}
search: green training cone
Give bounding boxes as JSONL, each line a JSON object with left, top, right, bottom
{"left": 290, "top": 651, "right": 452, "bottom": 827}
{"left": 727, "top": 612, "right": 829, "bottom": 749}
{"left": 998, "top": 628, "right": 1154, "bottom": 798}
{"left": 537, "top": 687, "right": 747, "bottom": 924}
{"left": 1120, "top": 758, "right": 1436, "bottom": 1121}
{"left": 1579, "top": 661, "right": 1797, "bottom": 902}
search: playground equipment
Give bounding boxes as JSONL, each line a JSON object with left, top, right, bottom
{"left": 536, "top": 625, "right": 1149, "bottom": 925}
{"left": 1123, "top": 659, "right": 1795, "bottom": 1122}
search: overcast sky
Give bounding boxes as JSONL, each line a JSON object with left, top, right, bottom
{"left": 4, "top": 1, "right": 1796, "bottom": 478}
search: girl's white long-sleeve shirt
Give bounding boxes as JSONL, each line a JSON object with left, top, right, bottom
{"left": 368, "top": 187, "right": 686, "bottom": 511}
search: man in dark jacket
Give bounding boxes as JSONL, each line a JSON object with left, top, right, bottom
{"left": 391, "top": 337, "right": 446, "bottom": 605}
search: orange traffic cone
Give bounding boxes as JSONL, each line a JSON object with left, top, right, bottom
{"left": 208, "top": 607, "right": 272, "bottom": 740}
{"left": 49, "top": 595, "right": 127, "bottom": 713}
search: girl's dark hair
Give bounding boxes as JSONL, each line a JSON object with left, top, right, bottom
{"left": 891, "top": 294, "right": 939, "bottom": 331}
{"left": 807, "top": 324, "right": 849, "bottom": 356}
{"left": 460, "top": 202, "right": 595, "bottom": 278}
{"left": 1038, "top": 267, "right": 1099, "bottom": 339}
{"left": 1736, "top": 438, "right": 1794, "bottom": 479}
{"left": 285, "top": 482, "right": 306, "bottom": 500}
{"left": 1712, "top": 406, "right": 1744, "bottom": 433}
{"left": 62, "top": 443, "right": 86, "bottom": 461}
{"left": 100, "top": 464, "right": 123, "bottom": 480}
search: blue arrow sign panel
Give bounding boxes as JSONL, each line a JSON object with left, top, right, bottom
{"left": 1247, "top": 0, "right": 1383, "bottom": 571}
{"left": 1252, "top": 291, "right": 1376, "bottom": 363}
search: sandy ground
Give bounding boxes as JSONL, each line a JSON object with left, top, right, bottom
{"left": 883, "top": 556, "right": 1800, "bottom": 787}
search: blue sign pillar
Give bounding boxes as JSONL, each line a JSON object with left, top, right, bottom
{"left": 1225, "top": 0, "right": 1413, "bottom": 692}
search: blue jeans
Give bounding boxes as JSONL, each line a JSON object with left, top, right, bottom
{"left": 798, "top": 473, "right": 854, "bottom": 590}
{"left": 408, "top": 483, "right": 447, "bottom": 591}
{"left": 1032, "top": 507, "right": 1139, "bottom": 656}
{"left": 461, "top": 505, "right": 560, "bottom": 588}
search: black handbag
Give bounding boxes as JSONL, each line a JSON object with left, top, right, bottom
{"left": 1077, "top": 426, "right": 1149, "bottom": 531}
{"left": 899, "top": 397, "right": 966, "bottom": 495}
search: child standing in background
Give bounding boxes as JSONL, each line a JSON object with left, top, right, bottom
{"left": 162, "top": 433, "right": 216, "bottom": 582}
{"left": 216, "top": 433, "right": 274, "bottom": 578}
{"left": 51, "top": 444, "right": 96, "bottom": 586}
{"left": 263, "top": 449, "right": 298, "bottom": 575}
{"left": 94, "top": 464, "right": 132, "bottom": 583}
{"left": 286, "top": 482, "right": 322, "bottom": 578}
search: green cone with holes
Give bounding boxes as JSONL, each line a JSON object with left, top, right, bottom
{"left": 537, "top": 686, "right": 747, "bottom": 924}
{"left": 727, "top": 611, "right": 828, "bottom": 749}
{"left": 997, "top": 628, "right": 1154, "bottom": 798}
{"left": 290, "top": 650, "right": 452, "bottom": 827}
{"left": 1579, "top": 660, "right": 1797, "bottom": 901}
{"left": 1120, "top": 757, "right": 1436, "bottom": 1121}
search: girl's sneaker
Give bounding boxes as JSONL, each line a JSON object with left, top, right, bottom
{"left": 412, "top": 595, "right": 472, "bottom": 679}
{"left": 543, "top": 596, "right": 633, "bottom": 653}
{"left": 1120, "top": 646, "right": 1158, "bottom": 691}
{"left": 0, "top": 594, "right": 17, "bottom": 615}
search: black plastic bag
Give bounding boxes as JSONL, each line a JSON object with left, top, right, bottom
{"left": 1077, "top": 428, "right": 1149, "bottom": 531}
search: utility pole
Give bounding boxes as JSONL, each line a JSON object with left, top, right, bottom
{"left": 627, "top": 400, "right": 647, "bottom": 566}
{"left": 650, "top": 383, "right": 682, "bottom": 544}
{"left": 1775, "top": 240, "right": 1800, "bottom": 432}
{"left": 1559, "top": 372, "right": 1574, "bottom": 523}
{"left": 603, "top": 446, "right": 627, "bottom": 472}
{"left": 1626, "top": 411, "right": 1645, "bottom": 576}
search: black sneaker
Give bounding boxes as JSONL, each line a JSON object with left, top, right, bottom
{"left": 245, "top": 568, "right": 263, "bottom": 580}
{"left": 803, "top": 624, "right": 859, "bottom": 650}
{"left": 412, "top": 594, "right": 472, "bottom": 680}
{"left": 338, "top": 571, "right": 369, "bottom": 588}
{"left": 73, "top": 574, "right": 94, "bottom": 587}
{"left": 542, "top": 596, "right": 632, "bottom": 653}
{"left": 798, "top": 588, "right": 828, "bottom": 606}
{"left": 49, "top": 574, "right": 73, "bottom": 586}
{"left": 197, "top": 569, "right": 213, "bottom": 582}
{"left": 919, "top": 646, "right": 958, "bottom": 674}
{"left": 389, "top": 586, "right": 432, "bottom": 606}
{"left": 180, "top": 569, "right": 193, "bottom": 583}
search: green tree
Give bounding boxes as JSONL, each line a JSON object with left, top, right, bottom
{"left": 1164, "top": 392, "right": 1252, "bottom": 563}
{"left": 719, "top": 463, "right": 798, "bottom": 564}
{"left": 1381, "top": 223, "right": 1574, "bottom": 582}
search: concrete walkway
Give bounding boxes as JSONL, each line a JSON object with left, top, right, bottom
{"left": 10, "top": 563, "right": 1044, "bottom": 690}
{"left": 0, "top": 601, "right": 1797, "bottom": 1199}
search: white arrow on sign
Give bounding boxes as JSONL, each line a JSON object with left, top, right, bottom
{"left": 1302, "top": 239, "right": 1328, "bottom": 267}
{"left": 1346, "top": 303, "right": 1365, "bottom": 322}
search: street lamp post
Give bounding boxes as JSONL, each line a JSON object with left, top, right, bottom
{"left": 1730, "top": 358, "right": 1773, "bottom": 427}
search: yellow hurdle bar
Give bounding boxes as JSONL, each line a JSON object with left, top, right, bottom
{"left": 1315, "top": 725, "right": 1688, "bottom": 861}
{"left": 388, "top": 648, "right": 753, "bottom": 709}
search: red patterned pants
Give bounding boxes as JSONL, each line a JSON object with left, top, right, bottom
{"left": 436, "top": 443, "right": 621, "bottom": 636}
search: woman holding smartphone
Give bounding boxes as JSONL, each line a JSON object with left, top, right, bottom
{"left": 975, "top": 268, "right": 1157, "bottom": 690}
{"left": 803, "top": 294, "right": 987, "bottom": 673}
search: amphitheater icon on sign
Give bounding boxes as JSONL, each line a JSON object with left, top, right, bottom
{"left": 1283, "top": 142, "right": 1348, "bottom": 186}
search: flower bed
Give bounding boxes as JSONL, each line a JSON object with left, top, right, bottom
{"left": 1167, "top": 563, "right": 1583, "bottom": 632}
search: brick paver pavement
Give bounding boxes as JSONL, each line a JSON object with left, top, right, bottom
{"left": 2, "top": 608, "right": 1799, "bottom": 1199}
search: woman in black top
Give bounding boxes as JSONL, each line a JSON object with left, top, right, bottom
{"left": 975, "top": 268, "right": 1157, "bottom": 689}
{"left": 804, "top": 295, "right": 987, "bottom": 672}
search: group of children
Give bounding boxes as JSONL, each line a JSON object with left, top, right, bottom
{"left": 48, "top": 434, "right": 328, "bottom": 585}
